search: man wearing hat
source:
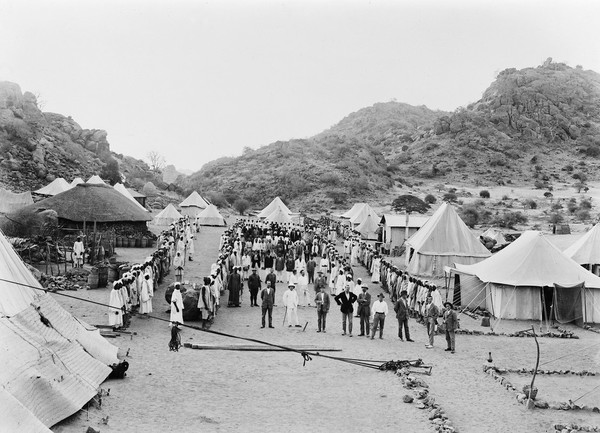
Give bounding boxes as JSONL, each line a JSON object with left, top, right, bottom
{"left": 314, "top": 285, "right": 330, "bottom": 332}
{"left": 314, "top": 269, "right": 328, "bottom": 294}
{"left": 357, "top": 285, "right": 371, "bottom": 337}
{"left": 227, "top": 266, "right": 242, "bottom": 307}
{"left": 370, "top": 293, "right": 389, "bottom": 339}
{"left": 443, "top": 302, "right": 458, "bottom": 353}
{"left": 282, "top": 283, "right": 301, "bottom": 327}
{"left": 334, "top": 285, "right": 358, "bottom": 336}
{"left": 394, "top": 290, "right": 414, "bottom": 341}
{"left": 247, "top": 268, "right": 262, "bottom": 307}
{"left": 260, "top": 281, "right": 275, "bottom": 328}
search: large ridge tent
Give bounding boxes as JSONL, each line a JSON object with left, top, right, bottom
{"left": 405, "top": 202, "right": 491, "bottom": 277}
{"left": 355, "top": 211, "right": 380, "bottom": 240}
{"left": 34, "top": 177, "right": 72, "bottom": 196}
{"left": 0, "top": 227, "right": 119, "bottom": 431}
{"left": 15, "top": 183, "right": 152, "bottom": 229}
{"left": 257, "top": 197, "right": 291, "bottom": 219}
{"left": 0, "top": 188, "right": 33, "bottom": 214}
{"left": 179, "top": 191, "right": 210, "bottom": 217}
{"left": 196, "top": 204, "right": 226, "bottom": 226}
{"left": 113, "top": 183, "right": 148, "bottom": 212}
{"left": 451, "top": 231, "right": 600, "bottom": 324}
{"left": 153, "top": 203, "right": 183, "bottom": 226}
{"left": 564, "top": 223, "right": 600, "bottom": 273}
{"left": 379, "top": 214, "right": 429, "bottom": 250}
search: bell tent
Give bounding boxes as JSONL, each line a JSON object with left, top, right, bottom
{"left": 86, "top": 175, "right": 106, "bottom": 185}
{"left": 179, "top": 191, "right": 210, "bottom": 217}
{"left": 33, "top": 178, "right": 72, "bottom": 196}
{"left": 405, "top": 202, "right": 491, "bottom": 277}
{"left": 265, "top": 207, "right": 293, "bottom": 224}
{"left": 355, "top": 211, "right": 380, "bottom": 240}
{"left": 349, "top": 204, "right": 378, "bottom": 227}
{"left": 195, "top": 204, "right": 226, "bottom": 226}
{"left": 257, "top": 197, "right": 291, "bottom": 219}
{"left": 153, "top": 203, "right": 183, "bottom": 226}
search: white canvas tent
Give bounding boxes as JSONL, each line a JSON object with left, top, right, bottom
{"left": 0, "top": 228, "right": 119, "bottom": 431}
{"left": 257, "top": 197, "right": 291, "bottom": 219}
{"left": 153, "top": 203, "right": 183, "bottom": 226}
{"left": 113, "top": 183, "right": 147, "bottom": 212}
{"left": 179, "top": 191, "right": 210, "bottom": 217}
{"left": 34, "top": 178, "right": 71, "bottom": 196}
{"left": 339, "top": 203, "right": 366, "bottom": 220}
{"left": 70, "top": 177, "right": 84, "bottom": 187}
{"left": 481, "top": 227, "right": 508, "bottom": 246}
{"left": 195, "top": 204, "right": 226, "bottom": 226}
{"left": 349, "top": 204, "right": 378, "bottom": 227}
{"left": 452, "top": 231, "right": 600, "bottom": 323}
{"left": 405, "top": 202, "right": 491, "bottom": 277}
{"left": 564, "top": 223, "right": 600, "bottom": 270}
{"left": 86, "top": 175, "right": 106, "bottom": 185}
{"left": 265, "top": 207, "right": 293, "bottom": 224}
{"left": 0, "top": 188, "right": 34, "bottom": 214}
{"left": 355, "top": 211, "right": 380, "bottom": 240}
{"left": 379, "top": 214, "right": 429, "bottom": 250}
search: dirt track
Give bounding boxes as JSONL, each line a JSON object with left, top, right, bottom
{"left": 52, "top": 226, "right": 600, "bottom": 433}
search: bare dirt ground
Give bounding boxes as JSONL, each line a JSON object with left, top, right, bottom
{"left": 51, "top": 226, "right": 600, "bottom": 433}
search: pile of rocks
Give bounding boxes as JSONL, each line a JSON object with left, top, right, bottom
{"left": 39, "top": 268, "right": 90, "bottom": 292}
{"left": 397, "top": 368, "right": 457, "bottom": 432}
{"left": 455, "top": 328, "right": 579, "bottom": 339}
{"left": 583, "top": 325, "right": 600, "bottom": 335}
{"left": 495, "top": 367, "right": 598, "bottom": 377}
{"left": 553, "top": 423, "right": 600, "bottom": 432}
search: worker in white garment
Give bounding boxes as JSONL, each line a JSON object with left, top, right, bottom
{"left": 282, "top": 283, "right": 301, "bottom": 327}
{"left": 170, "top": 282, "right": 184, "bottom": 326}
{"left": 73, "top": 236, "right": 85, "bottom": 268}
{"left": 370, "top": 293, "right": 389, "bottom": 339}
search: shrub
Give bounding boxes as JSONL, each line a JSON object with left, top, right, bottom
{"left": 491, "top": 211, "right": 528, "bottom": 229}
{"left": 524, "top": 199, "right": 537, "bottom": 209}
{"left": 544, "top": 192, "right": 553, "bottom": 199}
{"left": 321, "top": 172, "right": 341, "bottom": 186}
{"left": 580, "top": 199, "right": 592, "bottom": 210}
{"left": 551, "top": 203, "right": 563, "bottom": 211}
{"left": 460, "top": 206, "right": 479, "bottom": 228}
{"left": 534, "top": 180, "right": 545, "bottom": 189}
{"left": 548, "top": 213, "right": 563, "bottom": 224}
{"left": 442, "top": 192, "right": 458, "bottom": 203}
{"left": 502, "top": 195, "right": 510, "bottom": 201}
{"left": 567, "top": 201, "right": 578, "bottom": 214}
{"left": 479, "top": 190, "right": 490, "bottom": 199}
{"left": 205, "top": 191, "right": 229, "bottom": 208}
{"left": 576, "top": 209, "right": 590, "bottom": 221}
{"left": 424, "top": 194, "right": 437, "bottom": 204}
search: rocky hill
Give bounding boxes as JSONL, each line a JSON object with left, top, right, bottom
{"left": 0, "top": 81, "right": 155, "bottom": 193}
{"left": 183, "top": 59, "right": 600, "bottom": 210}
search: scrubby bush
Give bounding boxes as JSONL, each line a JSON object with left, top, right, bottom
{"left": 442, "top": 192, "right": 458, "bottom": 203}
{"left": 524, "top": 199, "right": 537, "bottom": 209}
{"left": 551, "top": 203, "right": 563, "bottom": 211}
{"left": 502, "top": 195, "right": 510, "bottom": 201}
{"left": 460, "top": 206, "right": 479, "bottom": 228}
{"left": 576, "top": 209, "right": 590, "bottom": 221}
{"left": 548, "top": 213, "right": 564, "bottom": 224}
{"left": 580, "top": 199, "right": 592, "bottom": 210}
{"left": 205, "top": 191, "right": 229, "bottom": 208}
{"left": 491, "top": 211, "right": 528, "bottom": 229}
{"left": 567, "top": 201, "right": 578, "bottom": 214}
{"left": 321, "top": 172, "right": 341, "bottom": 186}
{"left": 424, "top": 194, "right": 437, "bottom": 204}
{"left": 479, "top": 190, "right": 490, "bottom": 198}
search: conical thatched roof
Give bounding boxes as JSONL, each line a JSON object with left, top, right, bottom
{"left": 34, "top": 178, "right": 71, "bottom": 196}
{"left": 15, "top": 183, "right": 151, "bottom": 223}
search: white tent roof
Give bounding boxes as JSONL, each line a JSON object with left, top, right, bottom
{"left": 456, "top": 231, "right": 600, "bottom": 288}
{"left": 0, "top": 188, "right": 33, "bottom": 214}
{"left": 380, "top": 213, "right": 429, "bottom": 228}
{"left": 70, "top": 177, "right": 84, "bottom": 187}
{"left": 33, "top": 178, "right": 71, "bottom": 196}
{"left": 180, "top": 191, "right": 209, "bottom": 208}
{"left": 86, "top": 175, "right": 106, "bottom": 185}
{"left": 196, "top": 204, "right": 226, "bottom": 226}
{"left": 481, "top": 227, "right": 508, "bottom": 246}
{"left": 356, "top": 212, "right": 380, "bottom": 240}
{"left": 257, "top": 197, "right": 291, "bottom": 218}
{"left": 340, "top": 203, "right": 367, "bottom": 219}
{"left": 153, "top": 203, "right": 183, "bottom": 226}
{"left": 265, "top": 207, "right": 293, "bottom": 224}
{"left": 349, "top": 204, "right": 379, "bottom": 225}
{"left": 564, "top": 223, "right": 600, "bottom": 266}
{"left": 113, "top": 183, "right": 147, "bottom": 212}
{"left": 0, "top": 227, "right": 119, "bottom": 429}
{"left": 406, "top": 202, "right": 491, "bottom": 258}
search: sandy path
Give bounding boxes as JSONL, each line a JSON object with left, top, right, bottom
{"left": 51, "top": 227, "right": 600, "bottom": 433}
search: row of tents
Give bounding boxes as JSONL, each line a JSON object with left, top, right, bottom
{"left": 338, "top": 201, "right": 600, "bottom": 324}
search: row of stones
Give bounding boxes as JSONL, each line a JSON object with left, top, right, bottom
{"left": 396, "top": 368, "right": 458, "bottom": 433}
{"left": 455, "top": 329, "right": 579, "bottom": 339}
{"left": 582, "top": 325, "right": 600, "bottom": 334}
{"left": 554, "top": 423, "right": 600, "bottom": 432}
{"left": 482, "top": 364, "right": 600, "bottom": 412}
{"left": 491, "top": 367, "right": 598, "bottom": 376}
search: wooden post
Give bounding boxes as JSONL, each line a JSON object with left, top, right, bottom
{"left": 92, "top": 220, "right": 97, "bottom": 265}
{"left": 526, "top": 325, "right": 540, "bottom": 409}
{"left": 83, "top": 220, "right": 87, "bottom": 268}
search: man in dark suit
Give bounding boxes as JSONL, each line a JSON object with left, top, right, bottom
{"left": 261, "top": 281, "right": 276, "bottom": 328}
{"left": 247, "top": 268, "right": 262, "bottom": 307}
{"left": 357, "top": 285, "right": 371, "bottom": 337}
{"left": 443, "top": 302, "right": 458, "bottom": 353}
{"left": 394, "top": 290, "right": 414, "bottom": 341}
{"left": 334, "top": 285, "right": 358, "bottom": 336}
{"left": 314, "top": 286, "right": 330, "bottom": 333}
{"left": 314, "top": 270, "right": 328, "bottom": 293}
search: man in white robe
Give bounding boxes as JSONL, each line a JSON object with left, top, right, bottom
{"left": 282, "top": 283, "right": 301, "bottom": 327}
{"left": 170, "top": 283, "right": 184, "bottom": 326}
{"left": 73, "top": 237, "right": 85, "bottom": 268}
{"left": 108, "top": 282, "right": 124, "bottom": 328}
{"left": 297, "top": 269, "right": 310, "bottom": 307}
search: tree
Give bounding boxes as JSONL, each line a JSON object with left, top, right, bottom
{"left": 460, "top": 206, "right": 479, "bottom": 228}
{"left": 100, "top": 158, "right": 121, "bottom": 185}
{"left": 479, "top": 190, "right": 490, "bottom": 199}
{"left": 233, "top": 198, "right": 250, "bottom": 215}
{"left": 391, "top": 195, "right": 430, "bottom": 241}
{"left": 147, "top": 151, "right": 166, "bottom": 173}
{"left": 543, "top": 191, "right": 553, "bottom": 201}
{"left": 548, "top": 212, "right": 563, "bottom": 225}
{"left": 434, "top": 183, "right": 446, "bottom": 192}
{"left": 424, "top": 194, "right": 437, "bottom": 204}
{"left": 442, "top": 192, "right": 458, "bottom": 203}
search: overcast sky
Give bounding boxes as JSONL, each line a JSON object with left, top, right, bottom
{"left": 1, "top": 0, "right": 599, "bottom": 172}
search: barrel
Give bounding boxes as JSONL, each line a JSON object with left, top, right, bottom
{"left": 98, "top": 266, "right": 108, "bottom": 287}
{"left": 88, "top": 273, "right": 99, "bottom": 289}
{"left": 135, "top": 238, "right": 141, "bottom": 248}
{"left": 128, "top": 238, "right": 136, "bottom": 248}
{"left": 116, "top": 237, "right": 122, "bottom": 248}
{"left": 140, "top": 237, "right": 147, "bottom": 248}
{"left": 108, "top": 265, "right": 119, "bottom": 283}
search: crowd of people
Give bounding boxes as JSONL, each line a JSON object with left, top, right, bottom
{"left": 106, "top": 214, "right": 459, "bottom": 354}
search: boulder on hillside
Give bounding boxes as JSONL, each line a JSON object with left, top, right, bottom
{"left": 0, "top": 81, "right": 24, "bottom": 109}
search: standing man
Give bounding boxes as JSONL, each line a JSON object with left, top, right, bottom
{"left": 227, "top": 267, "right": 242, "bottom": 307}
{"left": 443, "top": 302, "right": 458, "bottom": 353}
{"left": 314, "top": 270, "right": 328, "bottom": 294}
{"left": 282, "top": 283, "right": 301, "bottom": 328}
{"left": 357, "top": 285, "right": 371, "bottom": 337}
{"left": 334, "top": 285, "right": 358, "bottom": 337}
{"left": 73, "top": 236, "right": 85, "bottom": 268}
{"left": 315, "top": 285, "right": 330, "bottom": 333}
{"left": 247, "top": 268, "right": 262, "bottom": 307}
{"left": 297, "top": 269, "right": 310, "bottom": 307}
{"left": 370, "top": 293, "right": 389, "bottom": 339}
{"left": 306, "top": 254, "right": 317, "bottom": 284}
{"left": 260, "top": 281, "right": 275, "bottom": 328}
{"left": 424, "top": 295, "right": 439, "bottom": 349}
{"left": 394, "top": 290, "right": 414, "bottom": 342}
